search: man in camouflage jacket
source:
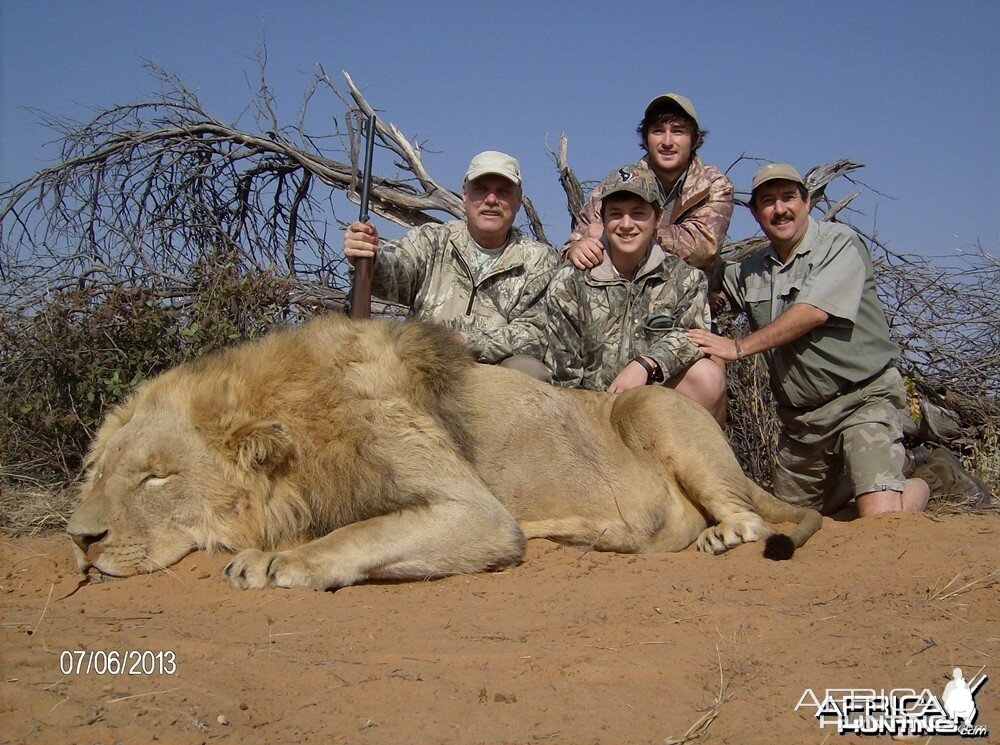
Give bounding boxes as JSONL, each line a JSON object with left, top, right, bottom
{"left": 563, "top": 94, "right": 733, "bottom": 280}
{"left": 546, "top": 164, "right": 724, "bottom": 421}
{"left": 343, "top": 151, "right": 556, "bottom": 376}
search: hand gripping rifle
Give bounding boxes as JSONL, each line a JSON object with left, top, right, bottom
{"left": 349, "top": 113, "right": 377, "bottom": 320}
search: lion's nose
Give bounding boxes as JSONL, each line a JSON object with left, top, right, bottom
{"left": 69, "top": 528, "right": 108, "bottom": 554}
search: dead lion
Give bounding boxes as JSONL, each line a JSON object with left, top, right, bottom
{"left": 67, "top": 314, "right": 821, "bottom": 590}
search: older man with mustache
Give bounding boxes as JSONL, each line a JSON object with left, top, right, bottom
{"left": 344, "top": 151, "right": 556, "bottom": 378}
{"left": 687, "top": 163, "right": 930, "bottom": 518}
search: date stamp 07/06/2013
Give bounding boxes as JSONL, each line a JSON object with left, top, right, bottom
{"left": 59, "top": 649, "right": 176, "bottom": 676}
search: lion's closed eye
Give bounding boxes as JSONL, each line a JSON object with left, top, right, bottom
{"left": 140, "top": 474, "right": 173, "bottom": 487}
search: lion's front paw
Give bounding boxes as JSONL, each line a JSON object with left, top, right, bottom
{"left": 223, "top": 548, "right": 327, "bottom": 590}
{"left": 223, "top": 549, "right": 278, "bottom": 589}
{"left": 696, "top": 519, "right": 771, "bottom": 555}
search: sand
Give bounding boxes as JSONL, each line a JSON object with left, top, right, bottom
{"left": 1, "top": 511, "right": 997, "bottom": 744}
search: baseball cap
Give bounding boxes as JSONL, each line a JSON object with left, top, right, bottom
{"left": 464, "top": 151, "right": 521, "bottom": 185}
{"left": 599, "top": 164, "right": 665, "bottom": 209}
{"left": 750, "top": 163, "right": 806, "bottom": 194}
{"left": 643, "top": 93, "right": 699, "bottom": 127}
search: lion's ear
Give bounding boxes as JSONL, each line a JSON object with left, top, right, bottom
{"left": 223, "top": 420, "right": 294, "bottom": 473}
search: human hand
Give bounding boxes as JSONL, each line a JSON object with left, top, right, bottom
{"left": 607, "top": 359, "right": 650, "bottom": 393}
{"left": 686, "top": 329, "right": 739, "bottom": 361}
{"left": 343, "top": 221, "right": 379, "bottom": 264}
{"left": 566, "top": 237, "right": 605, "bottom": 270}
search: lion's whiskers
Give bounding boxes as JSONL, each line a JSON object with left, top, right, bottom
{"left": 142, "top": 554, "right": 186, "bottom": 586}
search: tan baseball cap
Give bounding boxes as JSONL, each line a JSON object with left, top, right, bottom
{"left": 643, "top": 93, "right": 699, "bottom": 127}
{"left": 464, "top": 151, "right": 521, "bottom": 185}
{"left": 751, "top": 163, "right": 806, "bottom": 193}
{"left": 599, "top": 164, "right": 665, "bottom": 209}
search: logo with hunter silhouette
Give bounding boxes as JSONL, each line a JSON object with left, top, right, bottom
{"left": 943, "top": 667, "right": 986, "bottom": 726}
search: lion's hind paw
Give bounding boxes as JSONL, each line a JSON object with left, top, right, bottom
{"left": 696, "top": 519, "right": 771, "bottom": 555}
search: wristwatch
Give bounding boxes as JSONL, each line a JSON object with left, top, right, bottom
{"left": 632, "top": 356, "right": 664, "bottom": 384}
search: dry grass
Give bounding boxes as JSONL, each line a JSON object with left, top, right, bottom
{"left": 664, "top": 647, "right": 734, "bottom": 745}
{"left": 966, "top": 422, "right": 1000, "bottom": 498}
{"left": 0, "top": 480, "right": 78, "bottom": 536}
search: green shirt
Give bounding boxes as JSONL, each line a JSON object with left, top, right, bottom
{"left": 722, "top": 218, "right": 899, "bottom": 408}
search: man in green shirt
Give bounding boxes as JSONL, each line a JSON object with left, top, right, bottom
{"left": 688, "top": 164, "right": 929, "bottom": 517}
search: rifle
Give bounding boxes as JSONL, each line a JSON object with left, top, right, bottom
{"left": 349, "top": 113, "right": 377, "bottom": 320}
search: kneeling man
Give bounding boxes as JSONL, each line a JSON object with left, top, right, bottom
{"left": 688, "top": 164, "right": 929, "bottom": 516}
{"left": 546, "top": 164, "right": 724, "bottom": 420}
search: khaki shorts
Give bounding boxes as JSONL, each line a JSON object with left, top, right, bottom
{"left": 773, "top": 367, "right": 907, "bottom": 510}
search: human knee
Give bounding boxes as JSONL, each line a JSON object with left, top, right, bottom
{"left": 856, "top": 489, "right": 904, "bottom": 517}
{"left": 498, "top": 354, "right": 550, "bottom": 381}
{"left": 682, "top": 358, "right": 726, "bottom": 403}
{"left": 902, "top": 478, "right": 930, "bottom": 512}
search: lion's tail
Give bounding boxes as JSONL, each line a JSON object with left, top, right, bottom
{"left": 746, "top": 482, "right": 823, "bottom": 560}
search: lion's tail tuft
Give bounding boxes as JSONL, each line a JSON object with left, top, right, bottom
{"left": 762, "top": 533, "right": 796, "bottom": 561}
{"left": 746, "top": 482, "right": 822, "bottom": 557}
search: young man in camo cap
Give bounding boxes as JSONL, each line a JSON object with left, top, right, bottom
{"left": 344, "top": 150, "right": 556, "bottom": 379}
{"left": 562, "top": 94, "right": 733, "bottom": 276}
{"left": 545, "top": 164, "right": 721, "bottom": 417}
{"left": 688, "top": 163, "right": 930, "bottom": 516}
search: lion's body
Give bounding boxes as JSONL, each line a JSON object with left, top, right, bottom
{"left": 68, "top": 314, "right": 820, "bottom": 590}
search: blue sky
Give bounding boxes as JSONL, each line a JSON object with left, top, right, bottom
{"left": 2, "top": 1, "right": 997, "bottom": 254}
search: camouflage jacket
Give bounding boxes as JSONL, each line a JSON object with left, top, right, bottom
{"left": 544, "top": 243, "right": 710, "bottom": 390}
{"left": 562, "top": 155, "right": 734, "bottom": 272}
{"left": 370, "top": 220, "right": 557, "bottom": 363}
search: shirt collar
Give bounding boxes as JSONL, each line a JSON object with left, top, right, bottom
{"left": 589, "top": 242, "right": 667, "bottom": 282}
{"left": 663, "top": 167, "right": 687, "bottom": 204}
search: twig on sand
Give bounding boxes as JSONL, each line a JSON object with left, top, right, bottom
{"left": 28, "top": 583, "right": 54, "bottom": 636}
{"left": 664, "top": 646, "right": 733, "bottom": 745}
{"left": 578, "top": 529, "right": 608, "bottom": 559}
{"left": 107, "top": 687, "right": 179, "bottom": 704}
{"left": 934, "top": 569, "right": 998, "bottom": 602}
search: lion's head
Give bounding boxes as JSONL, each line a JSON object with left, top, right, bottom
{"left": 67, "top": 370, "right": 307, "bottom": 578}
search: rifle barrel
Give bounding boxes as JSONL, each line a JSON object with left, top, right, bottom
{"left": 350, "top": 113, "right": 377, "bottom": 320}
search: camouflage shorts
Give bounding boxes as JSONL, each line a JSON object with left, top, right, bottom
{"left": 773, "top": 367, "right": 907, "bottom": 510}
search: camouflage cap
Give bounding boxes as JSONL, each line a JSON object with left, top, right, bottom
{"left": 751, "top": 163, "right": 805, "bottom": 194}
{"left": 465, "top": 151, "right": 521, "bottom": 185}
{"left": 599, "top": 164, "right": 665, "bottom": 209}
{"left": 643, "top": 93, "right": 699, "bottom": 127}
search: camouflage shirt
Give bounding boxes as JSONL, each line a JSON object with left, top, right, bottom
{"left": 370, "top": 220, "right": 557, "bottom": 363}
{"left": 544, "top": 243, "right": 710, "bottom": 390}
{"left": 562, "top": 154, "right": 734, "bottom": 273}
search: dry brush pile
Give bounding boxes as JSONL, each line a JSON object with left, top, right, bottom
{"left": 2, "top": 64, "right": 996, "bottom": 533}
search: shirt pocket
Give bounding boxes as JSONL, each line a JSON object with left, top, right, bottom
{"left": 742, "top": 283, "right": 773, "bottom": 330}
{"left": 775, "top": 279, "right": 802, "bottom": 316}
{"left": 639, "top": 310, "right": 677, "bottom": 350}
{"left": 483, "top": 272, "right": 524, "bottom": 320}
